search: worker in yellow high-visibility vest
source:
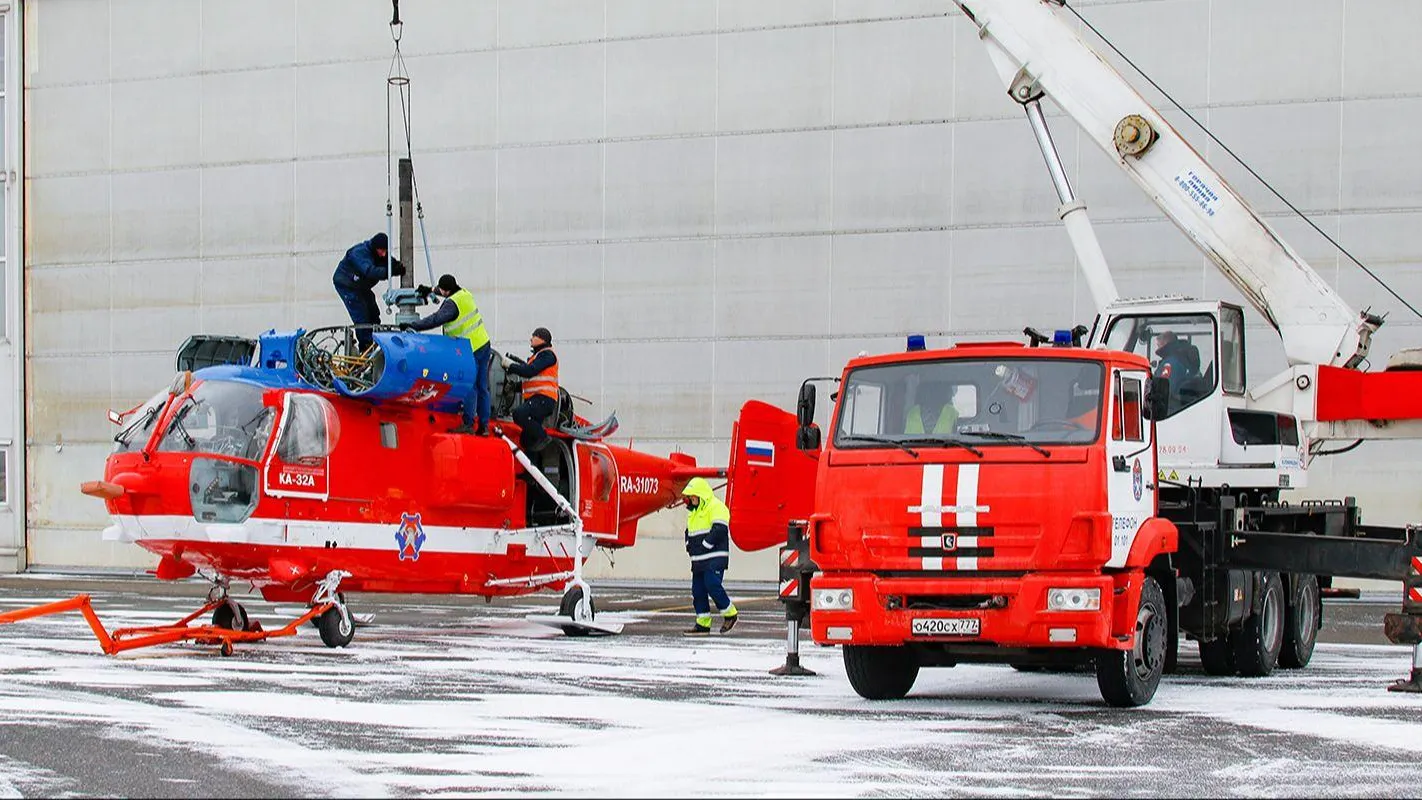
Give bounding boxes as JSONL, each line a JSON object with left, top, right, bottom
{"left": 405, "top": 274, "right": 493, "bottom": 435}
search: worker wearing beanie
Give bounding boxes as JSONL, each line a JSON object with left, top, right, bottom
{"left": 681, "top": 477, "right": 738, "bottom": 635}
{"left": 504, "top": 327, "right": 559, "bottom": 453}
{"left": 332, "top": 232, "right": 405, "bottom": 352}
{"left": 404, "top": 273, "right": 493, "bottom": 436}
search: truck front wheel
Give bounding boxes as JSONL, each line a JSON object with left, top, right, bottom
{"left": 843, "top": 645, "right": 920, "bottom": 700}
{"left": 1095, "top": 576, "right": 1167, "bottom": 707}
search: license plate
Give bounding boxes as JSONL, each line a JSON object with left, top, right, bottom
{"left": 911, "top": 617, "right": 980, "bottom": 637}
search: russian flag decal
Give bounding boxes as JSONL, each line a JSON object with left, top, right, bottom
{"left": 745, "top": 439, "right": 775, "bottom": 466}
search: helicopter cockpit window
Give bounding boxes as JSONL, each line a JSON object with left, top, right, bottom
{"left": 157, "top": 380, "right": 276, "bottom": 460}
{"left": 275, "top": 393, "right": 338, "bottom": 462}
{"left": 1102, "top": 313, "right": 1217, "bottom": 419}
{"left": 113, "top": 388, "right": 174, "bottom": 454}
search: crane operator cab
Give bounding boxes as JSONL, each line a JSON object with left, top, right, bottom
{"left": 1092, "top": 300, "right": 1304, "bottom": 493}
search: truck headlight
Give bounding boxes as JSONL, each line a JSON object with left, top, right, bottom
{"left": 812, "top": 588, "right": 855, "bottom": 611}
{"left": 1047, "top": 588, "right": 1101, "bottom": 611}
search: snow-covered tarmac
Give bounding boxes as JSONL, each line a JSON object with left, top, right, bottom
{"left": 1, "top": 581, "right": 1420, "bottom": 797}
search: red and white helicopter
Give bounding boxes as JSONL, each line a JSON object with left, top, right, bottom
{"left": 1, "top": 4, "right": 721, "bottom": 655}
{"left": 7, "top": 325, "right": 720, "bottom": 654}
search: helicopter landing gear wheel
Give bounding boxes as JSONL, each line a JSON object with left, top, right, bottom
{"left": 557, "top": 585, "right": 597, "bottom": 638}
{"left": 212, "top": 601, "right": 249, "bottom": 632}
{"left": 318, "top": 604, "right": 355, "bottom": 648}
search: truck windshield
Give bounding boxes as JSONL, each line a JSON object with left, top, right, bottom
{"left": 833, "top": 358, "right": 1104, "bottom": 449}
{"left": 156, "top": 380, "right": 276, "bottom": 461}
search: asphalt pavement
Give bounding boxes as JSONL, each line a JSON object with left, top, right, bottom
{"left": 0, "top": 575, "right": 1418, "bottom": 798}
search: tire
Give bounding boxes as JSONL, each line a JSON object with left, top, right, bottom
{"left": 1010, "top": 664, "right": 1043, "bottom": 673}
{"left": 1095, "top": 576, "right": 1168, "bottom": 707}
{"left": 1233, "top": 571, "right": 1285, "bottom": 677}
{"left": 1198, "top": 638, "right": 1235, "bottom": 676}
{"left": 318, "top": 605, "right": 355, "bottom": 648}
{"left": 843, "top": 645, "right": 920, "bottom": 700}
{"left": 311, "top": 592, "right": 346, "bottom": 629}
{"left": 212, "top": 602, "right": 248, "bottom": 632}
{"left": 1279, "top": 574, "right": 1321, "bottom": 669}
{"left": 558, "top": 586, "right": 596, "bottom": 638}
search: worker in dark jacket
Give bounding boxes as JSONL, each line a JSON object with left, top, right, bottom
{"left": 333, "top": 232, "right": 405, "bottom": 352}
{"left": 403, "top": 274, "right": 492, "bottom": 436}
{"left": 1152, "top": 330, "right": 1199, "bottom": 383}
{"left": 1153, "top": 330, "right": 1200, "bottom": 414}
{"left": 682, "top": 477, "right": 738, "bottom": 635}
{"left": 504, "top": 327, "right": 559, "bottom": 453}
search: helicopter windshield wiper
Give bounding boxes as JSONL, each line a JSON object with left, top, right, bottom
{"left": 840, "top": 435, "right": 920, "bottom": 458}
{"left": 899, "top": 436, "right": 985, "bottom": 458}
{"left": 167, "top": 399, "right": 198, "bottom": 450}
{"left": 115, "top": 403, "right": 161, "bottom": 445}
{"left": 958, "top": 430, "right": 1050, "bottom": 458}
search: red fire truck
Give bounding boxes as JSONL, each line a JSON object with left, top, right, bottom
{"left": 736, "top": 333, "right": 1180, "bottom": 705}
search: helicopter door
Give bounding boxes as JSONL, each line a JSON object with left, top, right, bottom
{"left": 574, "top": 441, "right": 620, "bottom": 538}
{"left": 263, "top": 393, "right": 336, "bottom": 502}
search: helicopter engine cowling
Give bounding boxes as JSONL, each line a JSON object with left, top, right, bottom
{"left": 331, "top": 331, "right": 480, "bottom": 414}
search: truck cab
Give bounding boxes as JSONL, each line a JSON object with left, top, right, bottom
{"left": 1090, "top": 299, "right": 1307, "bottom": 496}
{"left": 728, "top": 334, "right": 1179, "bottom": 706}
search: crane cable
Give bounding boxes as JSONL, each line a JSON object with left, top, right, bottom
{"left": 1063, "top": 2, "right": 1422, "bottom": 322}
{"left": 386, "top": 0, "right": 437, "bottom": 287}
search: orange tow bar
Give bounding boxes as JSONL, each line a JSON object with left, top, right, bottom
{"left": 0, "top": 594, "right": 333, "bottom": 656}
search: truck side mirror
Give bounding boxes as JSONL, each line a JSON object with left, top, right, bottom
{"left": 1145, "top": 376, "right": 1170, "bottom": 420}
{"left": 796, "top": 382, "right": 816, "bottom": 427}
{"left": 796, "top": 423, "right": 822, "bottom": 452}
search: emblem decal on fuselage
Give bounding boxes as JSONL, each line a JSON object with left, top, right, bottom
{"left": 395, "top": 512, "right": 427, "bottom": 561}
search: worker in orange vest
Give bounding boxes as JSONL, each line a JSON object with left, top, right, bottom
{"left": 504, "top": 327, "right": 559, "bottom": 453}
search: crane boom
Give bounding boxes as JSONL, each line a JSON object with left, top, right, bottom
{"left": 951, "top": 0, "right": 1379, "bottom": 369}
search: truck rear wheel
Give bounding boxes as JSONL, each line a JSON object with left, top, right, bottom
{"left": 1095, "top": 576, "right": 1167, "bottom": 707}
{"left": 1279, "top": 574, "right": 1320, "bottom": 669}
{"left": 843, "top": 645, "right": 919, "bottom": 700}
{"left": 1234, "top": 571, "right": 1284, "bottom": 677}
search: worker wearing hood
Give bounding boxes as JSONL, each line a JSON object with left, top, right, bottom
{"left": 682, "top": 477, "right": 738, "bottom": 635}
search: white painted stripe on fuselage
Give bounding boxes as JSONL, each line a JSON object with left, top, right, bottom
{"left": 112, "top": 515, "right": 594, "bottom": 559}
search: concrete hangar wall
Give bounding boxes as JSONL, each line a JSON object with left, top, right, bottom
{"left": 13, "top": 0, "right": 1422, "bottom": 581}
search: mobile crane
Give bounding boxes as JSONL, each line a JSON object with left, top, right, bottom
{"left": 727, "top": 0, "right": 1422, "bottom": 705}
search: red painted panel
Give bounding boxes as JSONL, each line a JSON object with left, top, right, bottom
{"left": 1315, "top": 366, "right": 1422, "bottom": 422}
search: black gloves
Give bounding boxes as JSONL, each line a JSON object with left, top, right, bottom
{"left": 399, "top": 324, "right": 415, "bottom": 332}
{"left": 388, "top": 258, "right": 406, "bottom": 277}
{"left": 416, "top": 284, "right": 432, "bottom": 300}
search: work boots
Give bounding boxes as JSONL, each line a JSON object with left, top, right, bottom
{"left": 447, "top": 423, "right": 476, "bottom": 435}
{"left": 720, "top": 615, "right": 738, "bottom": 634}
{"left": 683, "top": 624, "right": 711, "bottom": 637}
